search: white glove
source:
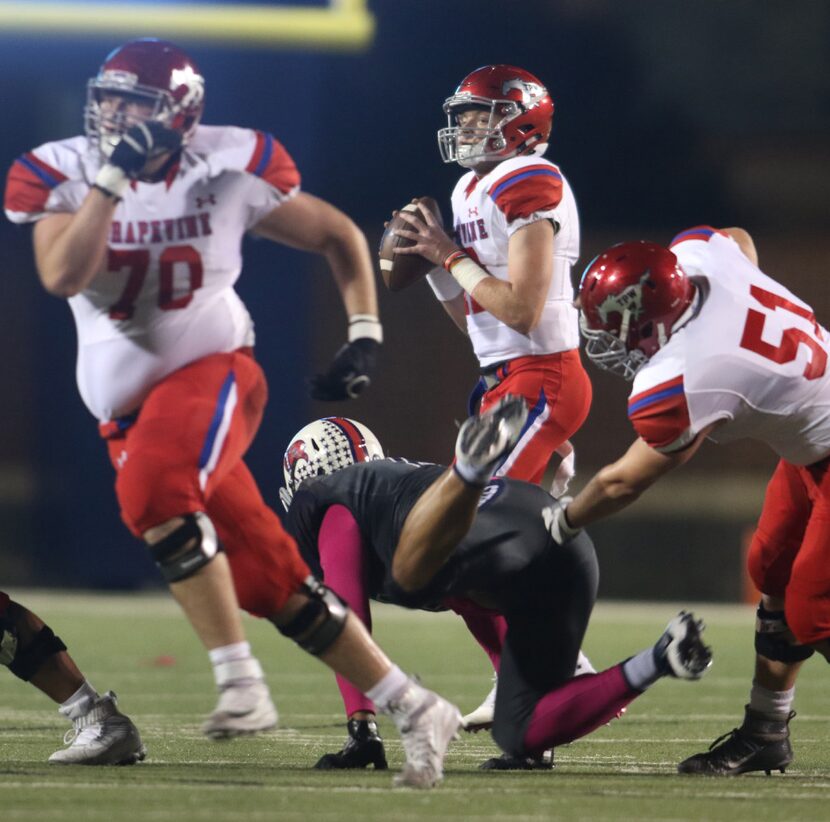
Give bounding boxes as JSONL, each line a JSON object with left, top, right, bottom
{"left": 547, "top": 500, "right": 581, "bottom": 544}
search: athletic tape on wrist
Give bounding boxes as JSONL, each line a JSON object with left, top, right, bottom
{"left": 348, "top": 314, "right": 383, "bottom": 343}
{"left": 94, "top": 164, "right": 129, "bottom": 199}
{"left": 448, "top": 255, "right": 489, "bottom": 295}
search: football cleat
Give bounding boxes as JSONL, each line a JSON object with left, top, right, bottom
{"left": 678, "top": 706, "right": 795, "bottom": 776}
{"left": 454, "top": 395, "right": 528, "bottom": 486}
{"left": 480, "top": 750, "right": 554, "bottom": 770}
{"left": 202, "top": 677, "right": 278, "bottom": 740}
{"left": 461, "top": 674, "right": 497, "bottom": 733}
{"left": 653, "top": 611, "right": 713, "bottom": 680}
{"left": 386, "top": 681, "right": 462, "bottom": 789}
{"left": 315, "top": 718, "right": 388, "bottom": 770}
{"left": 48, "top": 691, "right": 146, "bottom": 766}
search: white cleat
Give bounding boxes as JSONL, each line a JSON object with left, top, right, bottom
{"left": 653, "top": 610, "right": 713, "bottom": 681}
{"left": 463, "top": 650, "right": 596, "bottom": 733}
{"left": 48, "top": 691, "right": 146, "bottom": 765}
{"left": 461, "top": 674, "right": 496, "bottom": 733}
{"left": 202, "top": 659, "right": 278, "bottom": 740}
{"left": 386, "top": 681, "right": 462, "bottom": 789}
{"left": 454, "top": 396, "right": 528, "bottom": 485}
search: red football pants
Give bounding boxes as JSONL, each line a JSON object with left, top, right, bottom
{"left": 102, "top": 350, "right": 309, "bottom": 617}
{"left": 747, "top": 456, "right": 830, "bottom": 644}
{"left": 479, "top": 350, "right": 592, "bottom": 485}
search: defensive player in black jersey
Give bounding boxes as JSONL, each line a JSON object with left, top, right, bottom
{"left": 281, "top": 397, "right": 713, "bottom": 770}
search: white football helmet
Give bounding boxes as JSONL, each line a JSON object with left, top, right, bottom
{"left": 280, "top": 417, "right": 384, "bottom": 510}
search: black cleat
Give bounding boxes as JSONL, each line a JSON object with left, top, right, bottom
{"left": 678, "top": 706, "right": 795, "bottom": 776}
{"left": 479, "top": 750, "right": 554, "bottom": 771}
{"left": 315, "top": 718, "right": 389, "bottom": 770}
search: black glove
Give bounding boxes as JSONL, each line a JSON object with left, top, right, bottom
{"left": 95, "top": 122, "right": 182, "bottom": 199}
{"left": 314, "top": 718, "right": 388, "bottom": 770}
{"left": 308, "top": 338, "right": 379, "bottom": 401}
{"left": 110, "top": 121, "right": 182, "bottom": 178}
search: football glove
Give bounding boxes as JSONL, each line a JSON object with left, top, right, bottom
{"left": 547, "top": 499, "right": 581, "bottom": 544}
{"left": 308, "top": 338, "right": 379, "bottom": 401}
{"left": 94, "top": 122, "right": 182, "bottom": 198}
{"left": 314, "top": 718, "right": 388, "bottom": 770}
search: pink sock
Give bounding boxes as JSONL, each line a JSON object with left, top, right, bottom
{"left": 318, "top": 505, "right": 377, "bottom": 717}
{"left": 523, "top": 664, "right": 639, "bottom": 756}
{"left": 446, "top": 595, "right": 506, "bottom": 670}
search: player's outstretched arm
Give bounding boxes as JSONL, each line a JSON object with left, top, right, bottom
{"left": 565, "top": 432, "right": 711, "bottom": 531}
{"left": 253, "top": 192, "right": 382, "bottom": 400}
{"left": 393, "top": 396, "right": 528, "bottom": 592}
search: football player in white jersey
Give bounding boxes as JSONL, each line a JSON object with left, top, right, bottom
{"left": 3, "top": 40, "right": 464, "bottom": 786}
{"left": 391, "top": 64, "right": 593, "bottom": 764}
{"left": 551, "top": 226, "right": 830, "bottom": 775}
{"left": 1, "top": 591, "right": 144, "bottom": 765}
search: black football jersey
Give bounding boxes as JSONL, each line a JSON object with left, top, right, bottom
{"left": 286, "top": 458, "right": 561, "bottom": 609}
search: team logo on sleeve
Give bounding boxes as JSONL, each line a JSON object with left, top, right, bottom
{"left": 477, "top": 479, "right": 505, "bottom": 508}
{"left": 597, "top": 270, "right": 651, "bottom": 323}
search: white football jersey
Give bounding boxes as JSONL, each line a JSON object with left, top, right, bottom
{"left": 628, "top": 226, "right": 830, "bottom": 465}
{"left": 5, "top": 126, "right": 299, "bottom": 421}
{"left": 449, "top": 155, "right": 580, "bottom": 367}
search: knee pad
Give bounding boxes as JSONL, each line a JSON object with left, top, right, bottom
{"left": 149, "top": 512, "right": 221, "bottom": 583}
{"left": 276, "top": 576, "right": 348, "bottom": 656}
{"left": 0, "top": 608, "right": 67, "bottom": 682}
{"left": 755, "top": 603, "right": 815, "bottom": 663}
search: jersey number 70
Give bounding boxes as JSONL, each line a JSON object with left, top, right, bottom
{"left": 739, "top": 284, "right": 827, "bottom": 380}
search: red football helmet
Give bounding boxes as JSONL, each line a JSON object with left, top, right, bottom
{"left": 85, "top": 38, "right": 205, "bottom": 158}
{"left": 578, "top": 241, "right": 697, "bottom": 380}
{"left": 438, "top": 64, "right": 553, "bottom": 168}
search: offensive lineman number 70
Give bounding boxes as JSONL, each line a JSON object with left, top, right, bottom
{"left": 107, "top": 246, "right": 203, "bottom": 320}
{"left": 739, "top": 284, "right": 827, "bottom": 380}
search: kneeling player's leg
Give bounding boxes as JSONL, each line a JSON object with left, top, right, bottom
{"left": 0, "top": 593, "right": 144, "bottom": 765}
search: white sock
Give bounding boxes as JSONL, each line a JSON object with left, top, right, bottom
{"left": 209, "top": 642, "right": 257, "bottom": 687}
{"left": 59, "top": 680, "right": 99, "bottom": 720}
{"left": 749, "top": 681, "right": 795, "bottom": 719}
{"left": 622, "top": 649, "right": 661, "bottom": 691}
{"left": 365, "top": 665, "right": 409, "bottom": 710}
{"left": 208, "top": 641, "right": 252, "bottom": 667}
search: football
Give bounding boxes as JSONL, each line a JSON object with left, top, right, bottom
{"left": 378, "top": 196, "right": 444, "bottom": 291}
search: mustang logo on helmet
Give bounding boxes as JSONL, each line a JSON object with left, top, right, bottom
{"left": 170, "top": 65, "right": 205, "bottom": 109}
{"left": 283, "top": 439, "right": 310, "bottom": 482}
{"left": 597, "top": 270, "right": 652, "bottom": 325}
{"left": 502, "top": 78, "right": 546, "bottom": 108}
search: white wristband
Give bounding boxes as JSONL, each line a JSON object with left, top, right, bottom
{"left": 449, "top": 256, "right": 490, "bottom": 295}
{"left": 426, "top": 266, "right": 463, "bottom": 302}
{"left": 94, "top": 164, "right": 130, "bottom": 199}
{"left": 348, "top": 314, "right": 383, "bottom": 343}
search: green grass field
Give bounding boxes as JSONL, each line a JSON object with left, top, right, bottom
{"left": 2, "top": 593, "right": 828, "bottom": 821}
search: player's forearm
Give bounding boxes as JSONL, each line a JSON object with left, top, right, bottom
{"left": 392, "top": 469, "right": 478, "bottom": 592}
{"left": 322, "top": 224, "right": 378, "bottom": 318}
{"left": 565, "top": 467, "right": 647, "bottom": 529}
{"left": 470, "top": 277, "right": 542, "bottom": 334}
{"left": 36, "top": 192, "right": 116, "bottom": 297}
